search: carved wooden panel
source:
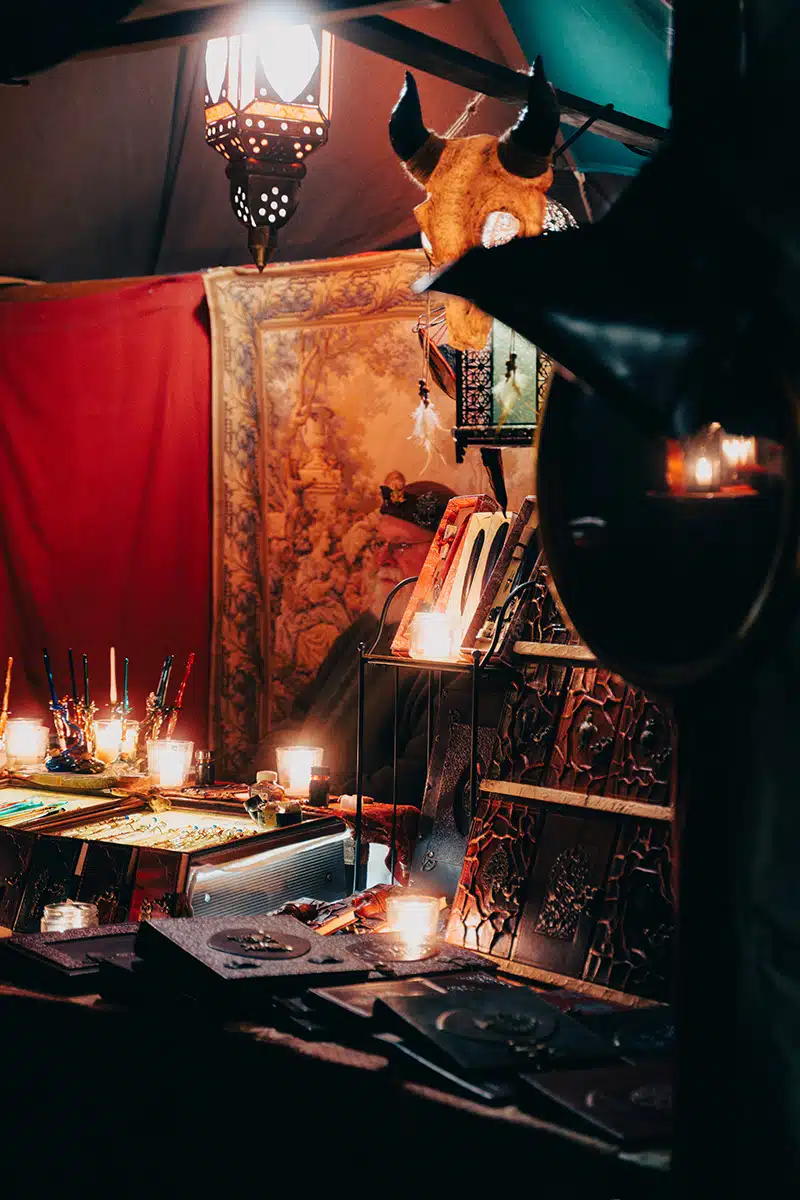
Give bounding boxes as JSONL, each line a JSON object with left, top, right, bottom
{"left": 491, "top": 664, "right": 570, "bottom": 785}
{"left": 15, "top": 836, "right": 84, "bottom": 932}
{"left": 583, "top": 820, "right": 674, "bottom": 1002}
{"left": 513, "top": 810, "right": 619, "bottom": 978}
{"left": 527, "top": 554, "right": 581, "bottom": 645}
{"left": 446, "top": 795, "right": 541, "bottom": 958}
{"left": 545, "top": 668, "right": 628, "bottom": 794}
{"left": 605, "top": 690, "right": 675, "bottom": 805}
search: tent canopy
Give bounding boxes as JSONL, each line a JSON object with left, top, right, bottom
{"left": 0, "top": 0, "right": 665, "bottom": 282}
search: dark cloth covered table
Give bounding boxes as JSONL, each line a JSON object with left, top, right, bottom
{"left": 309, "top": 801, "right": 420, "bottom": 885}
{"left": 0, "top": 975, "right": 669, "bottom": 1199}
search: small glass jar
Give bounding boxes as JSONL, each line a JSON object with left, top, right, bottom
{"left": 41, "top": 900, "right": 99, "bottom": 933}
{"left": 246, "top": 770, "right": 285, "bottom": 830}
{"left": 196, "top": 749, "right": 216, "bottom": 786}
{"left": 308, "top": 764, "right": 331, "bottom": 807}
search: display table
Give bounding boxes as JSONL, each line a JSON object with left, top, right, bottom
{"left": 0, "top": 976, "right": 668, "bottom": 1198}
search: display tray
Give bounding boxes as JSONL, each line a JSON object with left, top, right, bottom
{"left": 134, "top": 914, "right": 373, "bottom": 1003}
{"left": 0, "top": 792, "right": 347, "bottom": 932}
{"left": 519, "top": 1060, "right": 672, "bottom": 1146}
{"left": 0, "top": 923, "right": 139, "bottom": 992}
{"left": 0, "top": 785, "right": 127, "bottom": 830}
{"left": 308, "top": 970, "right": 514, "bottom": 1023}
{"left": 340, "top": 933, "right": 498, "bottom": 979}
{"left": 373, "top": 984, "right": 621, "bottom": 1078}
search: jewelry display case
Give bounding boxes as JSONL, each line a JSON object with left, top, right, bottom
{"left": 0, "top": 788, "right": 348, "bottom": 932}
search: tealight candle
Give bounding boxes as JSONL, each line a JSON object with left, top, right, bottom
{"left": 94, "top": 719, "right": 123, "bottom": 765}
{"left": 275, "top": 745, "right": 324, "bottom": 798}
{"left": 385, "top": 893, "right": 441, "bottom": 956}
{"left": 95, "top": 718, "right": 141, "bottom": 764}
{"left": 5, "top": 719, "right": 48, "bottom": 769}
{"left": 408, "top": 612, "right": 456, "bottom": 662}
{"left": 147, "top": 739, "right": 194, "bottom": 788}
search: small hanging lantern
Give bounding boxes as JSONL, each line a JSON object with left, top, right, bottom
{"left": 452, "top": 199, "right": 576, "bottom": 464}
{"left": 204, "top": 22, "right": 334, "bottom": 269}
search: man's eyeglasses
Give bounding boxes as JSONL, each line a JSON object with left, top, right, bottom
{"left": 369, "top": 539, "right": 431, "bottom": 557}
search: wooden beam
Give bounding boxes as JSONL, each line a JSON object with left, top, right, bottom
{"left": 481, "top": 779, "right": 673, "bottom": 823}
{"left": 329, "top": 16, "right": 666, "bottom": 154}
{"left": 512, "top": 641, "right": 597, "bottom": 664}
{"left": 74, "top": 1, "right": 448, "bottom": 59}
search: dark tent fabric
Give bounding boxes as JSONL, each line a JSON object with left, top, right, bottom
{"left": 0, "top": 1, "right": 628, "bottom": 283}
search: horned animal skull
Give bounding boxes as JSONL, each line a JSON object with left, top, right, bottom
{"left": 390, "top": 57, "right": 560, "bottom": 352}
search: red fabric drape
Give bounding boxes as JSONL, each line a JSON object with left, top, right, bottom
{"left": 0, "top": 276, "right": 211, "bottom": 746}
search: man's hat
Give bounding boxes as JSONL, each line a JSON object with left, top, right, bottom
{"left": 379, "top": 471, "right": 455, "bottom": 532}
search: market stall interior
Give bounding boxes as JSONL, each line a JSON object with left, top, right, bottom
{"left": 0, "top": 1, "right": 797, "bottom": 1196}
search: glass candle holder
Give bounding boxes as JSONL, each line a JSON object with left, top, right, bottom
{"left": 95, "top": 718, "right": 140, "bottom": 765}
{"left": 41, "top": 900, "right": 99, "bottom": 933}
{"left": 94, "top": 719, "right": 123, "bottom": 765}
{"left": 385, "top": 893, "right": 440, "bottom": 956}
{"left": 147, "top": 739, "right": 194, "bottom": 788}
{"left": 5, "top": 719, "right": 49, "bottom": 769}
{"left": 275, "top": 745, "right": 324, "bottom": 798}
{"left": 408, "top": 612, "right": 457, "bottom": 662}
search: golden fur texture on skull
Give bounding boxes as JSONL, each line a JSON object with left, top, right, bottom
{"left": 389, "top": 59, "right": 560, "bottom": 353}
{"left": 409, "top": 134, "right": 553, "bottom": 351}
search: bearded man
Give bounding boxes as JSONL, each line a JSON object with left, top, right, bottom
{"left": 252, "top": 475, "right": 455, "bottom": 807}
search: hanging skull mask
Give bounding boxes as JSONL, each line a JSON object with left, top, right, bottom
{"left": 389, "top": 57, "right": 561, "bottom": 352}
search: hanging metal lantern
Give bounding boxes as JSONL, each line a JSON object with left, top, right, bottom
{"left": 452, "top": 198, "right": 576, "bottom": 462}
{"left": 204, "top": 23, "right": 334, "bottom": 268}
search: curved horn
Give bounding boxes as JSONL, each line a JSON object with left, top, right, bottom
{"left": 498, "top": 56, "right": 561, "bottom": 175}
{"left": 389, "top": 71, "right": 445, "bottom": 184}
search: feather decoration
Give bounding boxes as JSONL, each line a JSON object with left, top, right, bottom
{"left": 492, "top": 350, "right": 531, "bottom": 426}
{"left": 480, "top": 447, "right": 508, "bottom": 514}
{"left": 409, "top": 379, "right": 446, "bottom": 470}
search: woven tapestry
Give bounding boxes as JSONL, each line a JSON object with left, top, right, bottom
{"left": 205, "top": 251, "right": 531, "bottom": 777}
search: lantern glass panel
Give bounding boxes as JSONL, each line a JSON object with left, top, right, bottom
{"left": 205, "top": 37, "right": 228, "bottom": 103}
{"left": 491, "top": 320, "right": 539, "bottom": 425}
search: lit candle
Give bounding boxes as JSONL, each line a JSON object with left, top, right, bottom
{"left": 694, "top": 456, "right": 714, "bottom": 488}
{"left": 94, "top": 718, "right": 123, "bottom": 765}
{"left": 408, "top": 612, "right": 456, "bottom": 661}
{"left": 147, "top": 739, "right": 194, "bottom": 788}
{"left": 385, "top": 893, "right": 441, "bottom": 957}
{"left": 5, "top": 719, "right": 49, "bottom": 768}
{"left": 120, "top": 720, "right": 138, "bottom": 759}
{"left": 109, "top": 647, "right": 117, "bottom": 706}
{"left": 275, "top": 745, "right": 324, "bottom": 797}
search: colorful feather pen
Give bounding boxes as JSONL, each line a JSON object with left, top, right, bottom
{"left": 0, "top": 656, "right": 12, "bottom": 737}
{"left": 155, "top": 655, "right": 174, "bottom": 708}
{"left": 165, "top": 653, "right": 195, "bottom": 739}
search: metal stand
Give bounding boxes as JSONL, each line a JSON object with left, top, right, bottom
{"left": 352, "top": 575, "right": 541, "bottom": 895}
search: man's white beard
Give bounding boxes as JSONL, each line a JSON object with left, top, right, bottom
{"left": 370, "top": 570, "right": 405, "bottom": 621}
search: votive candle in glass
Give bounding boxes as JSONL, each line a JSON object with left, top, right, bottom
{"left": 275, "top": 745, "right": 324, "bottom": 798}
{"left": 385, "top": 893, "right": 440, "bottom": 956}
{"left": 5, "top": 719, "right": 49, "bottom": 769}
{"left": 147, "top": 739, "right": 194, "bottom": 788}
{"left": 94, "top": 719, "right": 123, "bottom": 765}
{"left": 408, "top": 612, "right": 456, "bottom": 662}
